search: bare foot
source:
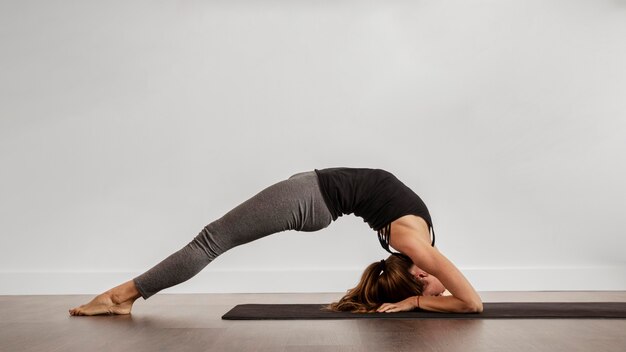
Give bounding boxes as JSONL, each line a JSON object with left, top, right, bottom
{"left": 69, "top": 280, "right": 142, "bottom": 316}
{"left": 69, "top": 292, "right": 135, "bottom": 316}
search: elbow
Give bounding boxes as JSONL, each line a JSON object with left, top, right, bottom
{"left": 464, "top": 301, "right": 483, "bottom": 313}
{"left": 471, "top": 301, "right": 483, "bottom": 313}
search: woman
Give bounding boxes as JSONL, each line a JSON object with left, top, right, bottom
{"left": 69, "top": 167, "right": 482, "bottom": 316}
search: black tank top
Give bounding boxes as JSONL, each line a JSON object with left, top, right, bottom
{"left": 314, "top": 167, "right": 435, "bottom": 254}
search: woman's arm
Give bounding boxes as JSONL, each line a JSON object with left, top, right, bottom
{"left": 389, "top": 225, "right": 483, "bottom": 313}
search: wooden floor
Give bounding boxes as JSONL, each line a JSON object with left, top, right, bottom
{"left": 1, "top": 291, "right": 626, "bottom": 352}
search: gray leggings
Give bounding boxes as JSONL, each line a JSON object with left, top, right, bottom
{"left": 132, "top": 170, "right": 333, "bottom": 299}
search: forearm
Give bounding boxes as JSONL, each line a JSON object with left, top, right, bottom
{"left": 416, "top": 295, "right": 483, "bottom": 313}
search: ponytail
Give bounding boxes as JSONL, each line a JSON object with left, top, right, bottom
{"left": 322, "top": 254, "right": 423, "bottom": 313}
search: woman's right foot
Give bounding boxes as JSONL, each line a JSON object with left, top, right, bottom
{"left": 69, "top": 291, "right": 136, "bottom": 316}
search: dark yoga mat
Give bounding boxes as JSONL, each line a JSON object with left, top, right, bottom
{"left": 222, "top": 302, "right": 626, "bottom": 320}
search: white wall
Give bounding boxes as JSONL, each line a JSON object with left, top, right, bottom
{"left": 1, "top": 0, "right": 625, "bottom": 295}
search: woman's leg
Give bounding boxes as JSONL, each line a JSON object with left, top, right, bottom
{"left": 69, "top": 171, "right": 332, "bottom": 315}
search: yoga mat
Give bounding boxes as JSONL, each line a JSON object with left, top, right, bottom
{"left": 222, "top": 302, "right": 626, "bottom": 320}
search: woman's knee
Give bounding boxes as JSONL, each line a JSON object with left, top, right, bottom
{"left": 192, "top": 224, "right": 229, "bottom": 260}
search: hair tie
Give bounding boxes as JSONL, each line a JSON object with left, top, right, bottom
{"left": 379, "top": 259, "right": 386, "bottom": 271}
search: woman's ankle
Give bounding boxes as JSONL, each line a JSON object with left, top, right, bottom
{"left": 107, "top": 280, "right": 142, "bottom": 304}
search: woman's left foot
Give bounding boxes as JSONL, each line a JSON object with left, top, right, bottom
{"left": 69, "top": 292, "right": 134, "bottom": 316}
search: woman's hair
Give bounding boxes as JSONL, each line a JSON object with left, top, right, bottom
{"left": 322, "top": 253, "right": 424, "bottom": 313}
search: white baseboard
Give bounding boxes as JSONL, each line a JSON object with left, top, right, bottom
{"left": 1, "top": 266, "right": 625, "bottom": 295}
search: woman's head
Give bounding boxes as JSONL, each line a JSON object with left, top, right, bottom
{"left": 408, "top": 263, "right": 446, "bottom": 297}
{"left": 323, "top": 253, "right": 433, "bottom": 313}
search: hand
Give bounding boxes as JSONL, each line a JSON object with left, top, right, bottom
{"left": 376, "top": 295, "right": 418, "bottom": 313}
